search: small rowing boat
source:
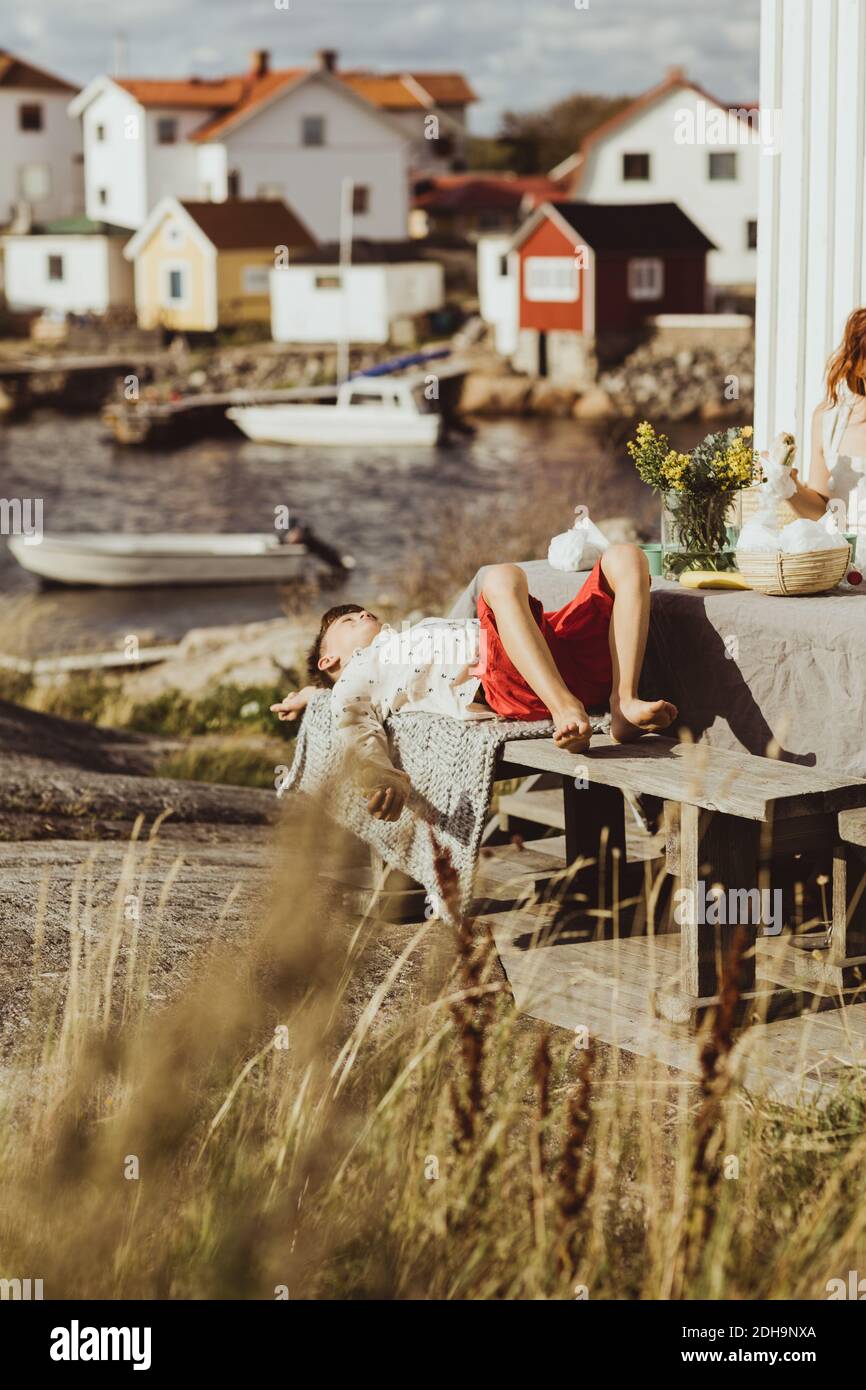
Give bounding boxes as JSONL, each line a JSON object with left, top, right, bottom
{"left": 7, "top": 531, "right": 351, "bottom": 588}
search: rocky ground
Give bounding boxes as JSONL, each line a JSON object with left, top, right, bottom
{"left": 0, "top": 698, "right": 283, "bottom": 1051}
{"left": 460, "top": 339, "right": 755, "bottom": 423}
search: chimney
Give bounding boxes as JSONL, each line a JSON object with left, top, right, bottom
{"left": 317, "top": 49, "right": 338, "bottom": 73}
{"left": 250, "top": 50, "right": 270, "bottom": 79}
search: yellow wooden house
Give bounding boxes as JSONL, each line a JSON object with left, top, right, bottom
{"left": 123, "top": 196, "right": 315, "bottom": 332}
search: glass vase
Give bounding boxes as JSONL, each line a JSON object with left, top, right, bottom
{"left": 661, "top": 491, "right": 741, "bottom": 579}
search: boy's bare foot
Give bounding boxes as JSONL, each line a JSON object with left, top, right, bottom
{"left": 552, "top": 702, "right": 593, "bottom": 754}
{"left": 610, "top": 697, "right": 678, "bottom": 744}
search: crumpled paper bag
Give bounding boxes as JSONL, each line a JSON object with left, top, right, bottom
{"left": 548, "top": 513, "right": 611, "bottom": 571}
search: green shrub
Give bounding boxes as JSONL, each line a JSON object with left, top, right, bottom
{"left": 154, "top": 742, "right": 279, "bottom": 788}
{"left": 126, "top": 681, "right": 298, "bottom": 739}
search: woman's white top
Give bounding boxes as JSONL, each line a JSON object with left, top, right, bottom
{"left": 822, "top": 385, "right": 866, "bottom": 552}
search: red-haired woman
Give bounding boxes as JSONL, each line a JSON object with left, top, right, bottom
{"left": 791, "top": 308, "right": 866, "bottom": 557}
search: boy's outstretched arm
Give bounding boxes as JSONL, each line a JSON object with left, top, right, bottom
{"left": 273, "top": 674, "right": 408, "bottom": 823}
{"left": 270, "top": 686, "right": 318, "bottom": 721}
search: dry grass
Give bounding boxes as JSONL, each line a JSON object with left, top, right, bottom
{"left": 2, "top": 801, "right": 866, "bottom": 1300}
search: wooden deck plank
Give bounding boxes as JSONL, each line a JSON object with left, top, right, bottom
{"left": 475, "top": 843, "right": 866, "bottom": 1106}
{"left": 501, "top": 735, "right": 866, "bottom": 821}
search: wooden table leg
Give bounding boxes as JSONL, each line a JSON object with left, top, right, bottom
{"left": 560, "top": 778, "right": 629, "bottom": 934}
{"left": 792, "top": 843, "right": 866, "bottom": 993}
{"left": 658, "top": 804, "right": 767, "bottom": 1026}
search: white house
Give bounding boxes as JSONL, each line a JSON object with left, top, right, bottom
{"left": 551, "top": 68, "right": 763, "bottom": 302}
{"left": 270, "top": 256, "right": 444, "bottom": 345}
{"left": 0, "top": 49, "right": 83, "bottom": 225}
{"left": 2, "top": 217, "right": 134, "bottom": 316}
{"left": 68, "top": 50, "right": 432, "bottom": 242}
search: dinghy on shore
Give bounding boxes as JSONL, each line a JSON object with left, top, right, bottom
{"left": 7, "top": 530, "right": 352, "bottom": 588}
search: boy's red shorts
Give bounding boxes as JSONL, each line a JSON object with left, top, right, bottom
{"left": 476, "top": 560, "right": 613, "bottom": 719}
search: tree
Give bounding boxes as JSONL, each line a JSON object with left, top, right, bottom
{"left": 495, "top": 91, "right": 633, "bottom": 174}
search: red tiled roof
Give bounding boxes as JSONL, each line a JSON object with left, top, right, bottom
{"left": 405, "top": 73, "right": 477, "bottom": 105}
{"left": 342, "top": 71, "right": 477, "bottom": 108}
{"left": 179, "top": 198, "right": 315, "bottom": 250}
{"left": 413, "top": 173, "right": 560, "bottom": 212}
{"left": 117, "top": 77, "right": 248, "bottom": 108}
{"left": 0, "top": 49, "right": 76, "bottom": 93}
{"left": 113, "top": 64, "right": 475, "bottom": 141}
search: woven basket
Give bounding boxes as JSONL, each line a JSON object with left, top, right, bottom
{"left": 736, "top": 545, "right": 851, "bottom": 596}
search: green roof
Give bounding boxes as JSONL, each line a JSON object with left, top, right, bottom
{"left": 39, "top": 216, "right": 128, "bottom": 236}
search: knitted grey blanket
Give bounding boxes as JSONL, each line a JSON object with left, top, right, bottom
{"left": 284, "top": 692, "right": 607, "bottom": 917}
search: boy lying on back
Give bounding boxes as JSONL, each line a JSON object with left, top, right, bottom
{"left": 271, "top": 545, "right": 676, "bottom": 822}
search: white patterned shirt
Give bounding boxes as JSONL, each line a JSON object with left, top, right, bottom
{"left": 331, "top": 618, "right": 492, "bottom": 791}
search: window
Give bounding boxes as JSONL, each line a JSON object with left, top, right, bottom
{"left": 47, "top": 254, "right": 64, "bottom": 282}
{"left": 17, "top": 163, "right": 51, "bottom": 201}
{"left": 498, "top": 254, "right": 510, "bottom": 277}
{"left": 524, "top": 256, "right": 579, "bottom": 303}
{"left": 242, "top": 265, "right": 270, "bottom": 294}
{"left": 227, "top": 170, "right": 241, "bottom": 198}
{"left": 746, "top": 218, "right": 758, "bottom": 250}
{"left": 709, "top": 151, "right": 737, "bottom": 180}
{"left": 302, "top": 115, "right": 326, "bottom": 147}
{"left": 19, "top": 103, "right": 43, "bottom": 132}
{"left": 97, "top": 187, "right": 108, "bottom": 206}
{"left": 157, "top": 117, "right": 178, "bottom": 145}
{"left": 95, "top": 123, "right": 106, "bottom": 143}
{"left": 162, "top": 220, "right": 185, "bottom": 248}
{"left": 314, "top": 274, "right": 342, "bottom": 290}
{"left": 628, "top": 257, "right": 664, "bottom": 301}
{"left": 352, "top": 185, "right": 370, "bottom": 215}
{"left": 433, "top": 135, "right": 454, "bottom": 158}
{"left": 257, "top": 182, "right": 283, "bottom": 200}
{"left": 623, "top": 152, "right": 650, "bottom": 181}
{"left": 162, "top": 263, "right": 190, "bottom": 307}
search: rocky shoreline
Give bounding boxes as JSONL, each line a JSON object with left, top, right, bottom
{"left": 0, "top": 333, "right": 754, "bottom": 426}
{"left": 460, "top": 339, "right": 754, "bottom": 424}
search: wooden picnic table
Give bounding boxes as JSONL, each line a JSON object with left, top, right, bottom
{"left": 496, "top": 733, "right": 866, "bottom": 1029}
{"left": 451, "top": 561, "right": 866, "bottom": 779}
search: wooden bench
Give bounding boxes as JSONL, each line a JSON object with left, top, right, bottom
{"left": 497, "top": 735, "right": 866, "bottom": 1026}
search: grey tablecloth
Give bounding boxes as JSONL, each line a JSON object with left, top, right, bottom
{"left": 450, "top": 561, "right": 866, "bottom": 778}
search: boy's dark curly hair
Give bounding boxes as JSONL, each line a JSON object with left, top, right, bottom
{"left": 306, "top": 603, "right": 365, "bottom": 686}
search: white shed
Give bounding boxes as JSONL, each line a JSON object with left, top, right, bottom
{"left": 3, "top": 219, "right": 134, "bottom": 315}
{"left": 270, "top": 261, "right": 444, "bottom": 344}
{"left": 476, "top": 235, "right": 518, "bottom": 355}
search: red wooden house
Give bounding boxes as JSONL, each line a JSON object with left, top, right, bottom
{"left": 506, "top": 200, "right": 714, "bottom": 379}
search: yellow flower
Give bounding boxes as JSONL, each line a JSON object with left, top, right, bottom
{"left": 742, "top": 426, "right": 753, "bottom": 438}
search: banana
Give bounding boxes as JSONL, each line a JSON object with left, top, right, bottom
{"left": 678, "top": 570, "right": 752, "bottom": 590}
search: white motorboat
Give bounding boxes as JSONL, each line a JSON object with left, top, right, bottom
{"left": 8, "top": 532, "right": 316, "bottom": 588}
{"left": 226, "top": 372, "right": 443, "bottom": 446}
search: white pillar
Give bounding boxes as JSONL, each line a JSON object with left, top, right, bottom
{"left": 754, "top": 0, "right": 866, "bottom": 477}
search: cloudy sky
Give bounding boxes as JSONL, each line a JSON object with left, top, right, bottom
{"left": 13, "top": 0, "right": 761, "bottom": 132}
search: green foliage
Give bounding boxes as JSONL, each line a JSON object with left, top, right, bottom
{"left": 35, "top": 672, "right": 112, "bottom": 723}
{"left": 126, "top": 682, "right": 297, "bottom": 739}
{"left": 497, "top": 91, "right": 633, "bottom": 173}
{"left": 154, "top": 742, "right": 278, "bottom": 788}
{"left": 0, "top": 669, "right": 34, "bottom": 705}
